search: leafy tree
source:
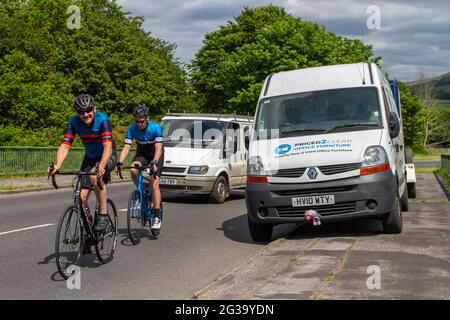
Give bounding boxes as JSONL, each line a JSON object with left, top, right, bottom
{"left": 191, "top": 5, "right": 380, "bottom": 114}
{"left": 397, "top": 81, "right": 426, "bottom": 150}
{"left": 0, "top": 0, "right": 195, "bottom": 146}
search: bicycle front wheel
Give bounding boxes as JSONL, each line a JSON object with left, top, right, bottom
{"left": 127, "top": 190, "right": 144, "bottom": 245}
{"left": 55, "top": 205, "right": 84, "bottom": 280}
{"left": 95, "top": 199, "right": 118, "bottom": 264}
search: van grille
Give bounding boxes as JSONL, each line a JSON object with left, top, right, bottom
{"left": 318, "top": 163, "right": 361, "bottom": 175}
{"left": 272, "top": 163, "right": 361, "bottom": 178}
{"left": 276, "top": 201, "right": 356, "bottom": 217}
{"left": 272, "top": 167, "right": 307, "bottom": 178}
{"left": 162, "top": 166, "right": 187, "bottom": 174}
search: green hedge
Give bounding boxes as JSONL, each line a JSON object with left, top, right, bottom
{"left": 442, "top": 154, "right": 450, "bottom": 177}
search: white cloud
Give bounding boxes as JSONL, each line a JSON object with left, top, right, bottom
{"left": 116, "top": 0, "right": 450, "bottom": 80}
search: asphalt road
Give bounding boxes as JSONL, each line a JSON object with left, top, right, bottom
{"left": 0, "top": 184, "right": 294, "bottom": 299}
{"left": 1, "top": 173, "right": 448, "bottom": 300}
{"left": 413, "top": 159, "right": 441, "bottom": 168}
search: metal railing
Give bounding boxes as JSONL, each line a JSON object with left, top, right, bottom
{"left": 442, "top": 154, "right": 450, "bottom": 177}
{"left": 0, "top": 147, "right": 135, "bottom": 177}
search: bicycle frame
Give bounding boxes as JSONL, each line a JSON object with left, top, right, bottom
{"left": 49, "top": 166, "right": 108, "bottom": 243}
{"left": 124, "top": 165, "right": 163, "bottom": 222}
{"left": 69, "top": 174, "right": 99, "bottom": 244}
{"left": 134, "top": 169, "right": 154, "bottom": 221}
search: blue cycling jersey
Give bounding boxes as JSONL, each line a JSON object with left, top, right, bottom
{"left": 125, "top": 121, "right": 163, "bottom": 157}
{"left": 62, "top": 112, "right": 114, "bottom": 159}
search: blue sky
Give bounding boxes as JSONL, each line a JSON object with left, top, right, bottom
{"left": 117, "top": 0, "right": 450, "bottom": 81}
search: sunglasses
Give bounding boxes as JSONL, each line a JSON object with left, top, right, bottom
{"left": 77, "top": 107, "right": 94, "bottom": 115}
{"left": 135, "top": 119, "right": 147, "bottom": 124}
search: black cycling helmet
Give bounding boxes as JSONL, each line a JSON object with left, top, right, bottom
{"left": 74, "top": 94, "right": 96, "bottom": 114}
{"left": 132, "top": 104, "right": 149, "bottom": 118}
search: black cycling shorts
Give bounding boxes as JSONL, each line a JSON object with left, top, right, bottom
{"left": 80, "top": 156, "right": 117, "bottom": 190}
{"left": 132, "top": 153, "right": 164, "bottom": 177}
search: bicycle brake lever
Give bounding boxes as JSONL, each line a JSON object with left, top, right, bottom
{"left": 116, "top": 163, "right": 124, "bottom": 180}
{"left": 48, "top": 163, "right": 59, "bottom": 189}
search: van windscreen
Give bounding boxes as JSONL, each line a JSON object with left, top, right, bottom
{"left": 255, "top": 87, "right": 382, "bottom": 139}
{"left": 161, "top": 119, "right": 226, "bottom": 148}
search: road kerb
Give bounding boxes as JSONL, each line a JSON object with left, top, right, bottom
{"left": 190, "top": 237, "right": 289, "bottom": 300}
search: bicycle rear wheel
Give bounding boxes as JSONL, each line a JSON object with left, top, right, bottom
{"left": 127, "top": 190, "right": 144, "bottom": 245}
{"left": 95, "top": 199, "right": 118, "bottom": 264}
{"left": 55, "top": 205, "right": 84, "bottom": 280}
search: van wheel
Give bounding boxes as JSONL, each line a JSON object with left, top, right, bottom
{"left": 400, "top": 184, "right": 409, "bottom": 211}
{"left": 247, "top": 216, "right": 273, "bottom": 242}
{"left": 210, "top": 176, "right": 228, "bottom": 204}
{"left": 407, "top": 182, "right": 416, "bottom": 198}
{"left": 382, "top": 193, "right": 403, "bottom": 234}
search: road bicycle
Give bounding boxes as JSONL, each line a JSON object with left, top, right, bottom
{"left": 48, "top": 163, "right": 118, "bottom": 279}
{"left": 118, "top": 164, "right": 164, "bottom": 244}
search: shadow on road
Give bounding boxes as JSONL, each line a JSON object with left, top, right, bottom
{"left": 287, "top": 218, "right": 384, "bottom": 240}
{"left": 220, "top": 214, "right": 384, "bottom": 245}
{"left": 219, "top": 214, "right": 297, "bottom": 245}
{"left": 117, "top": 228, "right": 158, "bottom": 246}
{"left": 38, "top": 252, "right": 103, "bottom": 282}
{"left": 162, "top": 190, "right": 246, "bottom": 204}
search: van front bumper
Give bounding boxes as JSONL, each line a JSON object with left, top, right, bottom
{"left": 246, "top": 171, "right": 396, "bottom": 225}
{"left": 159, "top": 175, "right": 216, "bottom": 194}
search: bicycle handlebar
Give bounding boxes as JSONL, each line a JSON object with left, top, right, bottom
{"left": 121, "top": 164, "right": 157, "bottom": 179}
{"left": 117, "top": 165, "right": 124, "bottom": 180}
{"left": 48, "top": 163, "right": 104, "bottom": 190}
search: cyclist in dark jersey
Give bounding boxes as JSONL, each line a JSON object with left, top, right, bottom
{"left": 117, "top": 104, "right": 164, "bottom": 231}
{"left": 51, "top": 94, "right": 117, "bottom": 232}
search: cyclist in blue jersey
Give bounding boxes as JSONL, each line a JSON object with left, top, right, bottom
{"left": 50, "top": 94, "right": 117, "bottom": 232}
{"left": 116, "top": 104, "right": 164, "bottom": 231}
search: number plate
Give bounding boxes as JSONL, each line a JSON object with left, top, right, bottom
{"left": 292, "top": 195, "right": 335, "bottom": 207}
{"left": 160, "top": 178, "right": 177, "bottom": 185}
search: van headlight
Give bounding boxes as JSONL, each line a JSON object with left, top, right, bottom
{"left": 362, "top": 146, "right": 387, "bottom": 167}
{"left": 188, "top": 166, "right": 209, "bottom": 174}
{"left": 248, "top": 157, "right": 266, "bottom": 176}
{"left": 360, "top": 146, "right": 390, "bottom": 175}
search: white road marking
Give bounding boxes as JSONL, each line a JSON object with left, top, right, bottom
{"left": 0, "top": 224, "right": 54, "bottom": 236}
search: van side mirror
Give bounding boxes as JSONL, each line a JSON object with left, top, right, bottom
{"left": 233, "top": 139, "right": 238, "bottom": 154}
{"left": 245, "top": 136, "right": 250, "bottom": 150}
{"left": 389, "top": 112, "right": 400, "bottom": 139}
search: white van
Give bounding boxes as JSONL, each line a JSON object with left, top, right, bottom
{"left": 246, "top": 63, "right": 415, "bottom": 241}
{"left": 160, "top": 113, "right": 253, "bottom": 203}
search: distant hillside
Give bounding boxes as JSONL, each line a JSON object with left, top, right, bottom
{"left": 407, "top": 72, "right": 450, "bottom": 107}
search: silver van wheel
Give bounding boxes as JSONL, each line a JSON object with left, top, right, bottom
{"left": 210, "top": 176, "right": 228, "bottom": 204}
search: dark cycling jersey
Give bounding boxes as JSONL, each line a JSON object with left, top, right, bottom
{"left": 125, "top": 121, "right": 163, "bottom": 159}
{"left": 62, "top": 112, "right": 115, "bottom": 159}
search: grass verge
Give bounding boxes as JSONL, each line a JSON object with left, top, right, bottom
{"left": 415, "top": 167, "right": 439, "bottom": 174}
{"left": 413, "top": 153, "right": 441, "bottom": 160}
{"left": 0, "top": 183, "right": 42, "bottom": 191}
